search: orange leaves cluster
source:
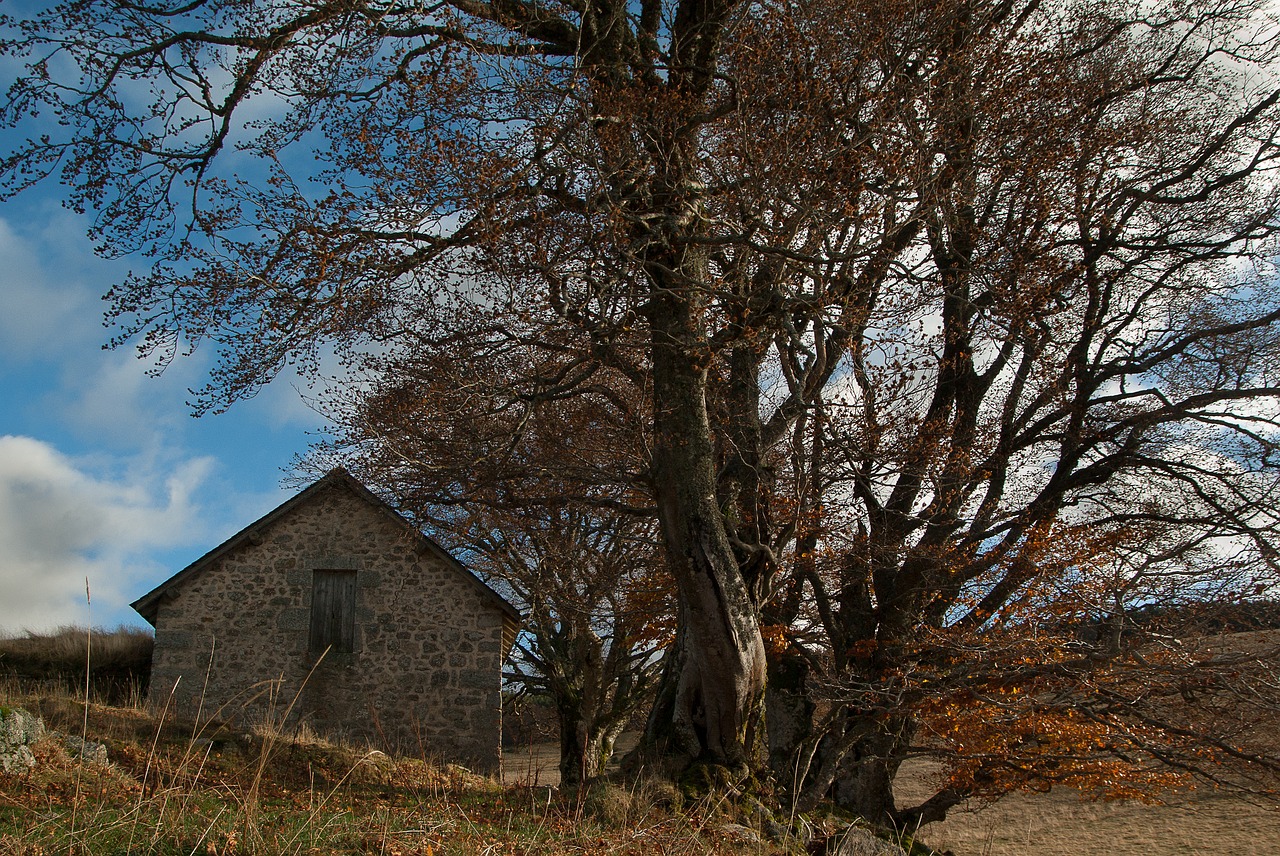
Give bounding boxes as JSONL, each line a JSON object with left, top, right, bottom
{"left": 919, "top": 688, "right": 1190, "bottom": 802}
{"left": 903, "top": 620, "right": 1228, "bottom": 805}
{"left": 760, "top": 624, "right": 793, "bottom": 657}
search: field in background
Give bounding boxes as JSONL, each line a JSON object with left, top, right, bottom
{"left": 899, "top": 627, "right": 1280, "bottom": 854}
{"left": 894, "top": 759, "right": 1280, "bottom": 856}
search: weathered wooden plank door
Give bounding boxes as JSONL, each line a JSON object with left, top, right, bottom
{"left": 310, "top": 570, "right": 357, "bottom": 653}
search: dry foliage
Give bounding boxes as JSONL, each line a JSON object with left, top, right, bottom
{"left": 5, "top": 0, "right": 1280, "bottom": 829}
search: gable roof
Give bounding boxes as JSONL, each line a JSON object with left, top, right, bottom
{"left": 131, "top": 468, "right": 522, "bottom": 633}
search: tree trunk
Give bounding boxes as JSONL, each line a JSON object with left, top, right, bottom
{"left": 642, "top": 277, "right": 767, "bottom": 773}
{"left": 765, "top": 646, "right": 814, "bottom": 793}
{"left": 630, "top": 609, "right": 699, "bottom": 767}
{"left": 558, "top": 704, "right": 620, "bottom": 788}
{"left": 555, "top": 627, "right": 628, "bottom": 788}
{"left": 829, "top": 721, "right": 915, "bottom": 826}
{"left": 558, "top": 701, "right": 594, "bottom": 788}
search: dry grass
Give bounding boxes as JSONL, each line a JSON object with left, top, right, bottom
{"left": 0, "top": 626, "right": 153, "bottom": 672}
{"left": 897, "top": 763, "right": 1280, "bottom": 856}
{"left": 4, "top": 626, "right": 1275, "bottom": 854}
{"left": 0, "top": 626, "right": 152, "bottom": 705}
{"left": 505, "top": 739, "right": 1280, "bottom": 855}
{"left": 0, "top": 683, "right": 810, "bottom": 855}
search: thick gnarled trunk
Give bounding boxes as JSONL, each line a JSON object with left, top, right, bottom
{"left": 765, "top": 646, "right": 815, "bottom": 790}
{"left": 640, "top": 277, "right": 767, "bottom": 772}
{"left": 830, "top": 726, "right": 912, "bottom": 826}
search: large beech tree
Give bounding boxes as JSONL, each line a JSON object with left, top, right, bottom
{"left": 5, "top": 0, "right": 1280, "bottom": 823}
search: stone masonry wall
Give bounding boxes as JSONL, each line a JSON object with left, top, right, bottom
{"left": 149, "top": 483, "right": 505, "bottom": 771}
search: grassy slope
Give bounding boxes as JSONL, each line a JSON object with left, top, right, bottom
{"left": 5, "top": 695, "right": 1277, "bottom": 856}
{"left": 917, "top": 786, "right": 1280, "bottom": 856}
{"left": 0, "top": 686, "right": 814, "bottom": 855}
{"left": 0, "top": 627, "right": 152, "bottom": 706}
{"left": 893, "top": 757, "right": 1280, "bottom": 856}
{"left": 898, "top": 629, "right": 1280, "bottom": 855}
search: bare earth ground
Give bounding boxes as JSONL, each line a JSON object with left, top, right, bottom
{"left": 503, "top": 733, "right": 640, "bottom": 787}
{"left": 895, "top": 759, "right": 1280, "bottom": 856}
{"left": 503, "top": 740, "right": 564, "bottom": 787}
{"left": 506, "top": 743, "right": 1280, "bottom": 855}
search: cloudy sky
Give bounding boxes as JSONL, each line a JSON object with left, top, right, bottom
{"left": 0, "top": 191, "right": 323, "bottom": 633}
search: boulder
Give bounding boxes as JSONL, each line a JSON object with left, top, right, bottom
{"left": 63, "top": 734, "right": 109, "bottom": 766}
{"left": 0, "top": 708, "right": 45, "bottom": 774}
{"left": 719, "top": 823, "right": 763, "bottom": 845}
{"left": 829, "top": 826, "right": 909, "bottom": 856}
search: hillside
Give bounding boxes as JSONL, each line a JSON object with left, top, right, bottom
{"left": 0, "top": 686, "right": 839, "bottom": 855}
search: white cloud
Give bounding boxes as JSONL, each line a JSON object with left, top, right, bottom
{"left": 0, "top": 435, "right": 214, "bottom": 633}
{"left": 50, "top": 347, "right": 208, "bottom": 449}
{"left": 0, "top": 205, "right": 331, "bottom": 445}
{"left": 0, "top": 217, "right": 99, "bottom": 361}
{"left": 0, "top": 210, "right": 217, "bottom": 447}
{"left": 0, "top": 210, "right": 326, "bottom": 636}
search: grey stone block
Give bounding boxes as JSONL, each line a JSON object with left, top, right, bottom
{"left": 277, "top": 608, "right": 309, "bottom": 631}
{"left": 458, "top": 670, "right": 494, "bottom": 690}
{"left": 155, "top": 629, "right": 193, "bottom": 648}
{"left": 310, "top": 555, "right": 360, "bottom": 569}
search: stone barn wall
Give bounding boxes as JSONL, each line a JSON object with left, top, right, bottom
{"left": 146, "top": 480, "right": 508, "bottom": 771}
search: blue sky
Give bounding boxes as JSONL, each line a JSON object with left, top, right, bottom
{"left": 0, "top": 186, "right": 325, "bottom": 633}
{"left": 0, "top": 2, "right": 351, "bottom": 635}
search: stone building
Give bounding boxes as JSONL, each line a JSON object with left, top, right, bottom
{"left": 132, "top": 469, "right": 520, "bottom": 772}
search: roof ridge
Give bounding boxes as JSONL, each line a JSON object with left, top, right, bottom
{"left": 131, "top": 469, "right": 520, "bottom": 625}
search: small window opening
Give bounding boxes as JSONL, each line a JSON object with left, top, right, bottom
{"left": 310, "top": 570, "right": 357, "bottom": 653}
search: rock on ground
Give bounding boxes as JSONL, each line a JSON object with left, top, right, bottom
{"left": 718, "top": 823, "right": 763, "bottom": 845}
{"left": 62, "top": 734, "right": 109, "bottom": 766}
{"left": 830, "top": 826, "right": 909, "bottom": 856}
{"left": 0, "top": 708, "right": 45, "bottom": 774}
